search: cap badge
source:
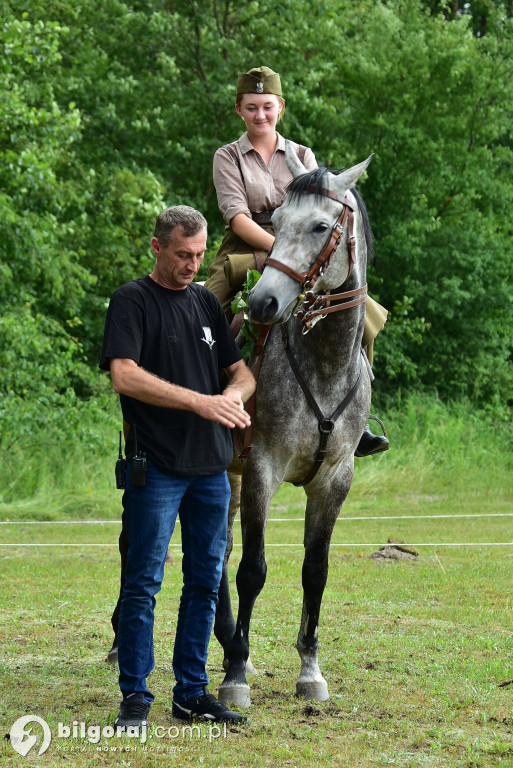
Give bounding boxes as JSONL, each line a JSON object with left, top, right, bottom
{"left": 256, "top": 81, "right": 263, "bottom": 93}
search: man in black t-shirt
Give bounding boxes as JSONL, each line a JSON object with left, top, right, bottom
{"left": 100, "top": 206, "right": 255, "bottom": 727}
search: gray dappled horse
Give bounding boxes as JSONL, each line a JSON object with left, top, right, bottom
{"left": 215, "top": 144, "right": 375, "bottom": 707}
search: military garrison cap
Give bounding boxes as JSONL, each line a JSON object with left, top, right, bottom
{"left": 236, "top": 66, "right": 282, "bottom": 97}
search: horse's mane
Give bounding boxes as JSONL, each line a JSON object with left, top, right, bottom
{"left": 286, "top": 167, "right": 374, "bottom": 262}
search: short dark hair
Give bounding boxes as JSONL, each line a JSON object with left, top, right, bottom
{"left": 153, "top": 206, "right": 207, "bottom": 246}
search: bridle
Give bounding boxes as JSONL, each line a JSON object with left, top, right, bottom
{"left": 264, "top": 187, "right": 367, "bottom": 332}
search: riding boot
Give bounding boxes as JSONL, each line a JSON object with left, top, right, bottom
{"left": 355, "top": 425, "right": 389, "bottom": 458}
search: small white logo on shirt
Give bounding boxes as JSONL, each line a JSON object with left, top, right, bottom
{"left": 201, "top": 327, "right": 216, "bottom": 349}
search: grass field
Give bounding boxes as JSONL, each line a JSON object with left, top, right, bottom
{"left": 1, "top": 395, "right": 513, "bottom": 767}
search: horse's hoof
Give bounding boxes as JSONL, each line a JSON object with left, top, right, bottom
{"left": 222, "top": 656, "right": 258, "bottom": 676}
{"left": 218, "top": 683, "right": 251, "bottom": 708}
{"left": 107, "top": 646, "right": 118, "bottom": 665}
{"left": 296, "top": 680, "right": 329, "bottom": 701}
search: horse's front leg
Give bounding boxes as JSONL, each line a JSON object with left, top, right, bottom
{"left": 214, "top": 471, "right": 240, "bottom": 666}
{"left": 296, "top": 470, "right": 353, "bottom": 701}
{"left": 214, "top": 471, "right": 258, "bottom": 676}
{"left": 218, "top": 460, "right": 275, "bottom": 708}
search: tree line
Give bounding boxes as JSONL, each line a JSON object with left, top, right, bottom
{"left": 1, "top": 0, "right": 512, "bottom": 446}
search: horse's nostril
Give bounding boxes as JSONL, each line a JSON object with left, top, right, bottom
{"left": 249, "top": 295, "right": 279, "bottom": 323}
{"left": 263, "top": 297, "right": 278, "bottom": 317}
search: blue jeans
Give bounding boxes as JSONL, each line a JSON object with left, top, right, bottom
{"left": 117, "top": 460, "right": 230, "bottom": 703}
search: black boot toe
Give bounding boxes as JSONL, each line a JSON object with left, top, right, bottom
{"left": 355, "top": 428, "right": 390, "bottom": 458}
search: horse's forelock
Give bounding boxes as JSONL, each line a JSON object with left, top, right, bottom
{"left": 285, "top": 167, "right": 332, "bottom": 204}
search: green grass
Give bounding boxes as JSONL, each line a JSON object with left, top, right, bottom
{"left": 2, "top": 546, "right": 513, "bottom": 766}
{"left": 1, "top": 394, "right": 513, "bottom": 766}
{"left": 1, "top": 392, "right": 511, "bottom": 523}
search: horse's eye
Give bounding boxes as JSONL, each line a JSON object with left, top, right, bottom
{"left": 314, "top": 222, "right": 329, "bottom": 233}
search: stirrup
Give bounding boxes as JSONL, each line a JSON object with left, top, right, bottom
{"left": 368, "top": 413, "right": 387, "bottom": 438}
{"left": 355, "top": 415, "right": 389, "bottom": 458}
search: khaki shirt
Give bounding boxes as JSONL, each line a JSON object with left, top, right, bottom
{"left": 213, "top": 132, "right": 317, "bottom": 225}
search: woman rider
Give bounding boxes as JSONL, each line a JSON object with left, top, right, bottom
{"left": 205, "top": 66, "right": 388, "bottom": 457}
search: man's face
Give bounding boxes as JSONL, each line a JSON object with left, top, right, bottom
{"left": 151, "top": 227, "right": 207, "bottom": 290}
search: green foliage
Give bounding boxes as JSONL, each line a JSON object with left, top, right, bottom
{"left": 421, "top": 0, "right": 513, "bottom": 37}
{"left": 375, "top": 295, "right": 430, "bottom": 381}
{"left": 286, "top": 0, "right": 513, "bottom": 404}
{"left": 0, "top": 390, "right": 118, "bottom": 506}
{"left": 0, "top": 11, "right": 100, "bottom": 445}
{"left": 0, "top": 0, "right": 512, "bottom": 448}
{"left": 231, "top": 269, "right": 262, "bottom": 361}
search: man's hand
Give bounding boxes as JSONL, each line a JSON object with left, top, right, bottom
{"left": 195, "top": 358, "right": 254, "bottom": 429}
{"left": 195, "top": 391, "right": 251, "bottom": 430}
{"left": 109, "top": 357, "right": 254, "bottom": 429}
{"left": 223, "top": 385, "right": 245, "bottom": 409}
{"left": 222, "top": 359, "right": 256, "bottom": 406}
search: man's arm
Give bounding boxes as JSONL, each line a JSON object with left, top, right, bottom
{"left": 221, "top": 358, "right": 256, "bottom": 411}
{"left": 109, "top": 357, "right": 252, "bottom": 430}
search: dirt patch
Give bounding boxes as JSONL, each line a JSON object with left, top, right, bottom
{"left": 370, "top": 538, "right": 419, "bottom": 562}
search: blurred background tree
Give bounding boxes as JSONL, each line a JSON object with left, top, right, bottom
{"left": 1, "top": 0, "right": 512, "bottom": 447}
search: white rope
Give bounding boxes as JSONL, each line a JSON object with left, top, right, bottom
{"left": 273, "top": 513, "right": 513, "bottom": 522}
{"left": 0, "top": 520, "right": 122, "bottom": 524}
{"left": 0, "top": 543, "right": 118, "bottom": 547}
{"left": 1, "top": 512, "right": 512, "bottom": 525}
{"left": 1, "top": 542, "right": 513, "bottom": 548}
{"left": 0, "top": 520, "right": 121, "bottom": 524}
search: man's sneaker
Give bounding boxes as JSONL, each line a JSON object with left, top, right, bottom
{"left": 172, "top": 688, "right": 248, "bottom": 724}
{"left": 115, "top": 692, "right": 151, "bottom": 728}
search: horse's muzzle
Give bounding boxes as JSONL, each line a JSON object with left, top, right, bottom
{"left": 248, "top": 293, "right": 281, "bottom": 325}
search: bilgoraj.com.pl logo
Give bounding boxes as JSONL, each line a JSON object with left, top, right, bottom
{"left": 9, "top": 715, "right": 228, "bottom": 756}
{"left": 9, "top": 716, "right": 52, "bottom": 757}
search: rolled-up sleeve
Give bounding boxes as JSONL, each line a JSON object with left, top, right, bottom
{"left": 213, "top": 146, "right": 251, "bottom": 225}
{"left": 213, "top": 136, "right": 319, "bottom": 226}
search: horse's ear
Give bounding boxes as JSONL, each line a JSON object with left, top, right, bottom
{"left": 285, "top": 140, "right": 307, "bottom": 178}
{"left": 332, "top": 154, "right": 374, "bottom": 195}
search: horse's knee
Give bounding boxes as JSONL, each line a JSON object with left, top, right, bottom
{"left": 302, "top": 550, "right": 329, "bottom": 595}
{"left": 215, "top": 569, "right": 236, "bottom": 639}
{"left": 237, "top": 552, "right": 267, "bottom": 596}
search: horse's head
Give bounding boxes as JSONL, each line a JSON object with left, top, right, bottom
{"left": 249, "top": 142, "right": 373, "bottom": 327}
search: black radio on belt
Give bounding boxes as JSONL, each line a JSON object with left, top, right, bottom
{"left": 115, "top": 431, "right": 127, "bottom": 489}
{"left": 130, "top": 424, "right": 147, "bottom": 487}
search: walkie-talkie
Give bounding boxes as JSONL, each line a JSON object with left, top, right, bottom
{"left": 130, "top": 425, "right": 147, "bottom": 487}
{"left": 115, "top": 431, "right": 127, "bottom": 489}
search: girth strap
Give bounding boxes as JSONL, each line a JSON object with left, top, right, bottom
{"left": 280, "top": 324, "right": 364, "bottom": 486}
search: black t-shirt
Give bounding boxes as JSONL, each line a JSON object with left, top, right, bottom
{"left": 99, "top": 276, "right": 242, "bottom": 475}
